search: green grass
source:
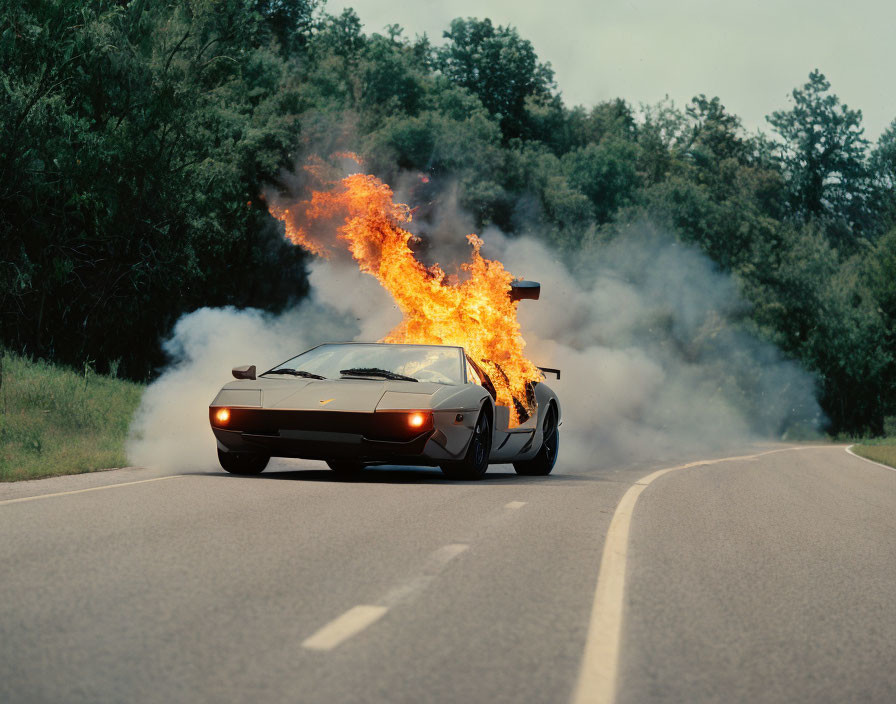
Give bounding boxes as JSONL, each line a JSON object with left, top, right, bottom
{"left": 851, "top": 437, "right": 896, "bottom": 469}
{"left": 0, "top": 350, "right": 144, "bottom": 481}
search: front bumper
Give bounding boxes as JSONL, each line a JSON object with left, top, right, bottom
{"left": 210, "top": 407, "right": 437, "bottom": 463}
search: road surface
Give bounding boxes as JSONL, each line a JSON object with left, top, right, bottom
{"left": 1, "top": 444, "right": 894, "bottom": 703}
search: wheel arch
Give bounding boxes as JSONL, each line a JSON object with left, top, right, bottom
{"left": 478, "top": 394, "right": 495, "bottom": 433}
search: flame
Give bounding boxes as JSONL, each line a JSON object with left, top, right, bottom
{"left": 268, "top": 171, "right": 541, "bottom": 425}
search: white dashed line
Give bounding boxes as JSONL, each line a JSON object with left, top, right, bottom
{"left": 301, "top": 605, "right": 389, "bottom": 651}
{"left": 303, "top": 543, "right": 470, "bottom": 651}
{"left": 505, "top": 501, "right": 527, "bottom": 509}
{"left": 424, "top": 542, "right": 470, "bottom": 567}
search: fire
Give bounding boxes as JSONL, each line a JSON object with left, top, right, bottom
{"left": 268, "top": 170, "right": 541, "bottom": 425}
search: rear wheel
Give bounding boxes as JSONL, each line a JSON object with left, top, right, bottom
{"left": 441, "top": 410, "right": 491, "bottom": 480}
{"left": 513, "top": 405, "right": 559, "bottom": 476}
{"left": 217, "top": 449, "right": 269, "bottom": 475}
{"left": 326, "top": 460, "right": 365, "bottom": 475}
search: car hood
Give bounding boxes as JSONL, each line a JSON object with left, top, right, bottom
{"left": 212, "top": 377, "right": 443, "bottom": 412}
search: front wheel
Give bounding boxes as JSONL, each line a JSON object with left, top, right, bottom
{"left": 441, "top": 410, "right": 491, "bottom": 480}
{"left": 217, "top": 449, "right": 269, "bottom": 475}
{"left": 513, "top": 406, "right": 559, "bottom": 476}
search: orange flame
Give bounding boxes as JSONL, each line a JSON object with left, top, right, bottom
{"left": 268, "top": 171, "right": 541, "bottom": 424}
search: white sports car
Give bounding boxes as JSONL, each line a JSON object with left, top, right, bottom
{"left": 209, "top": 342, "right": 561, "bottom": 479}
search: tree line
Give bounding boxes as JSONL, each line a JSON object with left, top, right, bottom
{"left": 2, "top": 1, "right": 894, "bottom": 435}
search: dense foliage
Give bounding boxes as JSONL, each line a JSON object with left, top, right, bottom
{"left": 2, "top": 2, "right": 894, "bottom": 434}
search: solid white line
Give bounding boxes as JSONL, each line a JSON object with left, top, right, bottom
{"left": 0, "top": 475, "right": 184, "bottom": 506}
{"left": 845, "top": 444, "right": 896, "bottom": 473}
{"left": 571, "top": 446, "right": 829, "bottom": 704}
{"left": 505, "top": 501, "right": 527, "bottom": 510}
{"left": 301, "top": 605, "right": 389, "bottom": 651}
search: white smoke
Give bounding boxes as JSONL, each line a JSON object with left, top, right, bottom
{"left": 127, "top": 188, "right": 823, "bottom": 473}
{"left": 482, "top": 226, "right": 823, "bottom": 467}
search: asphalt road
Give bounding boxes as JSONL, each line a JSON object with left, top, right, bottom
{"left": 1, "top": 444, "right": 894, "bottom": 703}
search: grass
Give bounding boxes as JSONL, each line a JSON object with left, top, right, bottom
{"left": 851, "top": 437, "right": 896, "bottom": 469}
{"left": 0, "top": 350, "right": 144, "bottom": 482}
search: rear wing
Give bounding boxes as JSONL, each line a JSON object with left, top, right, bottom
{"left": 538, "top": 367, "right": 561, "bottom": 380}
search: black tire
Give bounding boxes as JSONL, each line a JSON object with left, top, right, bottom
{"left": 217, "top": 449, "right": 269, "bottom": 475}
{"left": 513, "top": 405, "right": 559, "bottom": 476}
{"left": 326, "top": 460, "right": 365, "bottom": 475}
{"left": 440, "top": 410, "right": 492, "bottom": 480}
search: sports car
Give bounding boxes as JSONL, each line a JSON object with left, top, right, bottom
{"left": 208, "top": 342, "right": 561, "bottom": 479}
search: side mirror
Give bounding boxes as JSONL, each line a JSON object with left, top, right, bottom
{"left": 510, "top": 280, "right": 540, "bottom": 302}
{"left": 232, "top": 365, "right": 256, "bottom": 380}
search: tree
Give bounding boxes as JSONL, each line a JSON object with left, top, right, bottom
{"left": 872, "top": 119, "right": 896, "bottom": 187}
{"left": 869, "top": 119, "right": 896, "bottom": 233}
{"left": 0, "top": 1, "right": 310, "bottom": 378}
{"left": 562, "top": 139, "right": 642, "bottom": 223}
{"left": 252, "top": 0, "right": 319, "bottom": 54}
{"left": 767, "top": 70, "right": 870, "bottom": 236}
{"left": 748, "top": 224, "right": 891, "bottom": 434}
{"left": 866, "top": 228, "right": 896, "bottom": 417}
{"left": 358, "top": 31, "right": 427, "bottom": 119}
{"left": 684, "top": 95, "right": 748, "bottom": 168}
{"left": 636, "top": 97, "right": 690, "bottom": 184}
{"left": 436, "top": 18, "right": 556, "bottom": 141}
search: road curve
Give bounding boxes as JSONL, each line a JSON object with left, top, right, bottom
{"left": 617, "top": 445, "right": 896, "bottom": 704}
{"left": 1, "top": 444, "right": 893, "bottom": 703}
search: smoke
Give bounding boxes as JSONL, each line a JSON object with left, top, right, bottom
{"left": 126, "top": 293, "right": 358, "bottom": 471}
{"left": 481, "top": 225, "right": 823, "bottom": 466}
{"left": 127, "top": 175, "right": 823, "bottom": 473}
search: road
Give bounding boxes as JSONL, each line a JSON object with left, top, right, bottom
{"left": 1, "top": 444, "right": 894, "bottom": 703}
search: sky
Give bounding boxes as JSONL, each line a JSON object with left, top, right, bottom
{"left": 326, "top": 0, "right": 896, "bottom": 141}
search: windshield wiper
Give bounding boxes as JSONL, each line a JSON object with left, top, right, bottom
{"left": 339, "top": 367, "right": 419, "bottom": 382}
{"left": 262, "top": 368, "right": 326, "bottom": 380}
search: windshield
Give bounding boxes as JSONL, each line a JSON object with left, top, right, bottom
{"left": 265, "top": 344, "right": 465, "bottom": 385}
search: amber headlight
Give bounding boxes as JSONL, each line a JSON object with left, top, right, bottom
{"left": 214, "top": 408, "right": 231, "bottom": 425}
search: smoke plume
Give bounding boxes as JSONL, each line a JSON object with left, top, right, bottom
{"left": 483, "top": 225, "right": 822, "bottom": 466}
{"left": 127, "top": 174, "right": 823, "bottom": 473}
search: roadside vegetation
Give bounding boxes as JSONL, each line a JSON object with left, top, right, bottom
{"left": 852, "top": 443, "right": 896, "bottom": 470}
{"left": 2, "top": 2, "right": 894, "bottom": 440}
{"left": 852, "top": 420, "right": 896, "bottom": 468}
{"left": 0, "top": 350, "right": 143, "bottom": 482}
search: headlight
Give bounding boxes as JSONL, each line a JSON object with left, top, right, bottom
{"left": 408, "top": 412, "right": 426, "bottom": 428}
{"left": 214, "top": 408, "right": 231, "bottom": 425}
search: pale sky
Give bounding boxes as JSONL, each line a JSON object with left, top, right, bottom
{"left": 326, "top": 0, "right": 896, "bottom": 141}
